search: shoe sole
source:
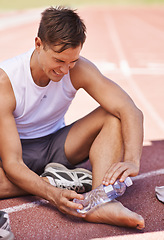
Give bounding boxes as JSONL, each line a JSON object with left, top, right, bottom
{"left": 0, "top": 231, "right": 14, "bottom": 240}
{"left": 44, "top": 162, "right": 92, "bottom": 176}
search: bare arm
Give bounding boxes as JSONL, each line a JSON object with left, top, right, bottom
{"left": 0, "top": 69, "right": 85, "bottom": 217}
{"left": 70, "top": 57, "right": 144, "bottom": 182}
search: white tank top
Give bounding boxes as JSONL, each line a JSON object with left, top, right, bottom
{"left": 0, "top": 49, "right": 77, "bottom": 139}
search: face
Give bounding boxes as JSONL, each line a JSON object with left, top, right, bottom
{"left": 35, "top": 37, "right": 81, "bottom": 84}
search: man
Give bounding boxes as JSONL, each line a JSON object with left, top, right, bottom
{"left": 0, "top": 6, "right": 145, "bottom": 229}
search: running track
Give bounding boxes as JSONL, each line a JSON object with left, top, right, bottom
{"left": 0, "top": 5, "right": 164, "bottom": 240}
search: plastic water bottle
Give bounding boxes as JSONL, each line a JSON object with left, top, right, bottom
{"left": 73, "top": 177, "right": 133, "bottom": 213}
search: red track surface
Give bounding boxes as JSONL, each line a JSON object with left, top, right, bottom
{"left": 0, "top": 5, "right": 164, "bottom": 240}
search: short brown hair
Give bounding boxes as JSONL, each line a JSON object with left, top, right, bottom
{"left": 38, "top": 6, "right": 86, "bottom": 52}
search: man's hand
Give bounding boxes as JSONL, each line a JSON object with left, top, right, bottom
{"left": 102, "top": 162, "right": 139, "bottom": 185}
{"left": 49, "top": 187, "right": 86, "bottom": 218}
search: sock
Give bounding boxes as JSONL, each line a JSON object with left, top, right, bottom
{"left": 46, "top": 176, "right": 56, "bottom": 187}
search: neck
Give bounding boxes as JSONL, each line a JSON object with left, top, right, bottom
{"left": 30, "top": 50, "right": 50, "bottom": 87}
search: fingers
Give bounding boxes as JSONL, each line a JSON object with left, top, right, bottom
{"left": 102, "top": 162, "right": 124, "bottom": 185}
{"left": 102, "top": 162, "right": 139, "bottom": 185}
{"left": 55, "top": 189, "right": 86, "bottom": 218}
{"left": 60, "top": 204, "right": 86, "bottom": 218}
{"left": 62, "top": 189, "right": 84, "bottom": 201}
{"left": 119, "top": 169, "right": 131, "bottom": 182}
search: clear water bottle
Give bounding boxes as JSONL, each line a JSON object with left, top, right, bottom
{"left": 73, "top": 177, "right": 133, "bottom": 213}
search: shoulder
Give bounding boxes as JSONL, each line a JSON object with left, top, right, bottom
{"left": 70, "top": 56, "right": 103, "bottom": 90}
{"left": 0, "top": 68, "right": 16, "bottom": 112}
{"left": 0, "top": 68, "right": 9, "bottom": 85}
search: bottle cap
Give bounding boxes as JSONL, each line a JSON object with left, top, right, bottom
{"left": 104, "top": 184, "right": 113, "bottom": 194}
{"left": 124, "top": 177, "right": 133, "bottom": 187}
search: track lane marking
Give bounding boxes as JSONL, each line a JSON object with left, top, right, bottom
{"left": 1, "top": 199, "right": 48, "bottom": 214}
{"left": 2, "top": 168, "right": 164, "bottom": 214}
{"left": 0, "top": 9, "right": 42, "bottom": 31}
{"left": 132, "top": 168, "right": 164, "bottom": 181}
{"left": 104, "top": 14, "right": 164, "bottom": 133}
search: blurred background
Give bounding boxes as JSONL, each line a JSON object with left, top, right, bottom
{"left": 0, "top": 0, "right": 164, "bottom": 138}
{"left": 0, "top": 0, "right": 164, "bottom": 10}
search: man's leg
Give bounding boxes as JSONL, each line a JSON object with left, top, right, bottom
{"left": 64, "top": 106, "right": 145, "bottom": 229}
{"left": 0, "top": 163, "right": 27, "bottom": 198}
{"left": 65, "top": 107, "right": 123, "bottom": 187}
{"left": 0, "top": 162, "right": 50, "bottom": 199}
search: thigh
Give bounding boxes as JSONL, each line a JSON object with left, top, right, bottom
{"left": 21, "top": 135, "right": 52, "bottom": 175}
{"left": 47, "top": 123, "right": 79, "bottom": 169}
{"left": 65, "top": 106, "right": 109, "bottom": 164}
{"left": 21, "top": 126, "right": 75, "bottom": 174}
{"left": 47, "top": 123, "right": 92, "bottom": 170}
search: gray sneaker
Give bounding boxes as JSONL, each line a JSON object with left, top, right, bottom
{"left": 41, "top": 163, "right": 92, "bottom": 193}
{"left": 0, "top": 211, "right": 14, "bottom": 240}
{"left": 155, "top": 186, "right": 164, "bottom": 203}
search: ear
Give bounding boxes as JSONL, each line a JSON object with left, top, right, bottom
{"left": 35, "top": 37, "right": 43, "bottom": 51}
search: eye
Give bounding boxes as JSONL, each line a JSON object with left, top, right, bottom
{"left": 70, "top": 62, "right": 76, "bottom": 67}
{"left": 54, "top": 58, "right": 60, "bottom": 63}
{"left": 54, "top": 58, "right": 64, "bottom": 64}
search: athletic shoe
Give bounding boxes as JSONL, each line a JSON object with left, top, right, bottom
{"left": 0, "top": 211, "right": 14, "bottom": 240}
{"left": 155, "top": 186, "right": 164, "bottom": 203}
{"left": 41, "top": 163, "right": 92, "bottom": 193}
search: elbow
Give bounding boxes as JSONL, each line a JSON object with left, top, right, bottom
{"left": 136, "top": 107, "right": 144, "bottom": 124}
{"left": 136, "top": 107, "right": 144, "bottom": 141}
{"left": 3, "top": 163, "right": 15, "bottom": 182}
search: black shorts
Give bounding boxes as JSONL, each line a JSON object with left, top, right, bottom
{"left": 0, "top": 123, "right": 91, "bottom": 175}
{"left": 21, "top": 124, "right": 76, "bottom": 175}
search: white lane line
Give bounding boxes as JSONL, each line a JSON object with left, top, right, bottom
{"left": 132, "top": 168, "right": 164, "bottom": 181}
{"left": 93, "top": 60, "right": 164, "bottom": 75}
{"left": 104, "top": 15, "right": 125, "bottom": 63}
{"left": 104, "top": 14, "right": 164, "bottom": 133}
{"left": 123, "top": 67, "right": 164, "bottom": 133}
{"left": 120, "top": 60, "right": 131, "bottom": 77}
{"left": 92, "top": 230, "right": 164, "bottom": 240}
{"left": 130, "top": 68, "right": 164, "bottom": 75}
{"left": 2, "top": 168, "right": 164, "bottom": 214}
{"left": 0, "top": 8, "right": 43, "bottom": 31}
{"left": 1, "top": 199, "right": 48, "bottom": 214}
{"left": 93, "top": 61, "right": 117, "bottom": 72}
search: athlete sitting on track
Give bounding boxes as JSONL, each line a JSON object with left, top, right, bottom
{"left": 0, "top": 6, "right": 145, "bottom": 229}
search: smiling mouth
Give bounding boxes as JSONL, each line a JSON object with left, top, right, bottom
{"left": 53, "top": 70, "right": 63, "bottom": 76}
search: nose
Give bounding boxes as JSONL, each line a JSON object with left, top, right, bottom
{"left": 60, "top": 62, "right": 75, "bottom": 74}
{"left": 60, "top": 63, "right": 70, "bottom": 75}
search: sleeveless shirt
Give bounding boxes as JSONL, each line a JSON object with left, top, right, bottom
{"left": 0, "top": 49, "right": 77, "bottom": 139}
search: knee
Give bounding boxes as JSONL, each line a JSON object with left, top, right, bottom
{"left": 99, "top": 107, "right": 121, "bottom": 130}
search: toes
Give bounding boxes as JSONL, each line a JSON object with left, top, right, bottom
{"left": 136, "top": 215, "right": 145, "bottom": 230}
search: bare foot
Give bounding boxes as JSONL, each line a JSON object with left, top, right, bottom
{"left": 84, "top": 200, "right": 145, "bottom": 230}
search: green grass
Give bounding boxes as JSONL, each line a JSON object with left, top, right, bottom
{"left": 0, "top": 0, "right": 164, "bottom": 10}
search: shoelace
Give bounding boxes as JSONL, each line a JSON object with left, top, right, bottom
{"left": 56, "top": 181, "right": 85, "bottom": 192}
